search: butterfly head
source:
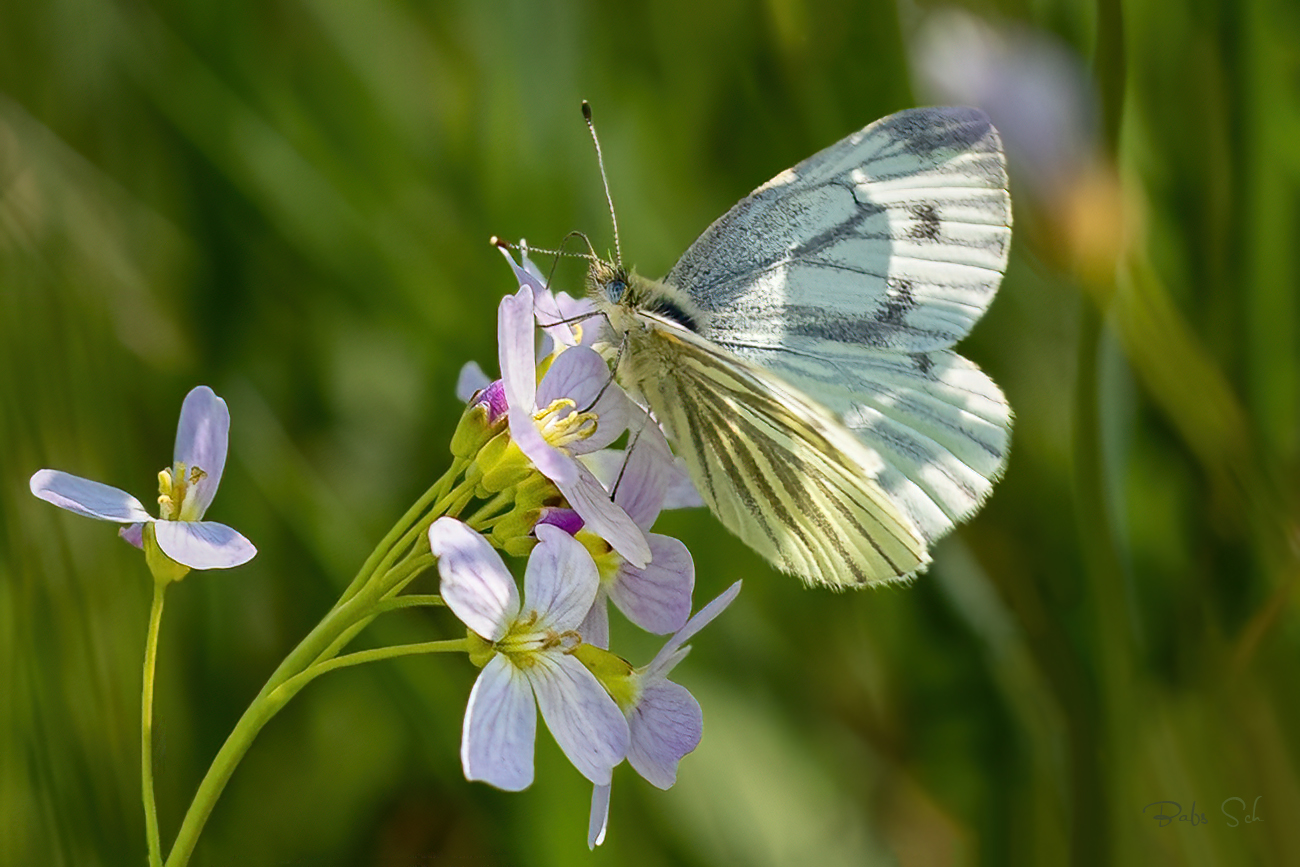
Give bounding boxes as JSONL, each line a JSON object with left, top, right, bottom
{"left": 588, "top": 259, "right": 632, "bottom": 306}
{"left": 588, "top": 258, "right": 706, "bottom": 335}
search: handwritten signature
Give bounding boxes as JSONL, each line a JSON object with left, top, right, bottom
{"left": 1142, "top": 797, "right": 1263, "bottom": 827}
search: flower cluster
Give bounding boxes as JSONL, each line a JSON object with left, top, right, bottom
{"left": 436, "top": 247, "right": 738, "bottom": 845}
{"left": 26, "top": 246, "right": 738, "bottom": 858}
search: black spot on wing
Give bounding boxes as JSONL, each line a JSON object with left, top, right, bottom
{"left": 877, "top": 279, "right": 916, "bottom": 326}
{"left": 912, "top": 353, "right": 934, "bottom": 376}
{"left": 909, "top": 204, "right": 941, "bottom": 241}
{"left": 783, "top": 284, "right": 931, "bottom": 349}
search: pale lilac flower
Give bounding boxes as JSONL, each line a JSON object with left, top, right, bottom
{"left": 587, "top": 581, "right": 743, "bottom": 848}
{"left": 496, "top": 243, "right": 601, "bottom": 354}
{"left": 29, "top": 386, "right": 256, "bottom": 572}
{"left": 455, "top": 361, "right": 492, "bottom": 403}
{"left": 457, "top": 245, "right": 595, "bottom": 406}
{"left": 429, "top": 517, "right": 629, "bottom": 791}
{"left": 571, "top": 426, "right": 696, "bottom": 649}
{"left": 498, "top": 282, "right": 650, "bottom": 567}
{"left": 581, "top": 416, "right": 704, "bottom": 513}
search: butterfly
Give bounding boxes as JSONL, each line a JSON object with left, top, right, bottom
{"left": 587, "top": 106, "right": 1012, "bottom": 589}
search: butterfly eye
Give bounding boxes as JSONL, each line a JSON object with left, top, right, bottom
{"left": 605, "top": 279, "right": 627, "bottom": 303}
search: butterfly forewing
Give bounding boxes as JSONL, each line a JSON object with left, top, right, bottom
{"left": 668, "top": 107, "right": 1011, "bottom": 356}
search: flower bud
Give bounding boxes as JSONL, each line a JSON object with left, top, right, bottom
{"left": 471, "top": 431, "right": 534, "bottom": 493}
{"left": 572, "top": 643, "right": 639, "bottom": 709}
{"left": 451, "top": 381, "right": 509, "bottom": 459}
{"left": 490, "top": 507, "right": 542, "bottom": 552}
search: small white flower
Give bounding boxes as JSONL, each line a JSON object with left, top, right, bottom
{"left": 563, "top": 425, "right": 698, "bottom": 649}
{"left": 429, "top": 517, "right": 630, "bottom": 791}
{"left": 586, "top": 581, "right": 742, "bottom": 848}
{"left": 29, "top": 386, "right": 256, "bottom": 574}
{"left": 497, "top": 242, "right": 601, "bottom": 354}
{"left": 497, "top": 276, "right": 650, "bottom": 568}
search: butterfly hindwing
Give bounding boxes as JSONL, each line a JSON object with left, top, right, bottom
{"left": 621, "top": 314, "right": 929, "bottom": 588}
{"left": 718, "top": 338, "right": 1011, "bottom": 545}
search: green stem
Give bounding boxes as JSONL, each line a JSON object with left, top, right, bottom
{"left": 288, "top": 639, "right": 468, "bottom": 694}
{"left": 313, "top": 557, "right": 440, "bottom": 668}
{"left": 164, "top": 470, "right": 479, "bottom": 866}
{"left": 163, "top": 583, "right": 377, "bottom": 867}
{"left": 378, "top": 553, "right": 437, "bottom": 597}
{"left": 357, "top": 478, "right": 476, "bottom": 608}
{"left": 463, "top": 491, "right": 513, "bottom": 527}
{"left": 142, "top": 580, "right": 167, "bottom": 867}
{"left": 161, "top": 442, "right": 504, "bottom": 867}
{"left": 371, "top": 594, "right": 447, "bottom": 615}
{"left": 337, "top": 458, "right": 466, "bottom": 606}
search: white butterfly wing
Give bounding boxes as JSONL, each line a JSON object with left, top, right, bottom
{"left": 645, "top": 106, "right": 1011, "bottom": 581}
{"left": 619, "top": 312, "right": 929, "bottom": 588}
{"left": 719, "top": 339, "right": 1010, "bottom": 546}
{"left": 668, "top": 107, "right": 1011, "bottom": 355}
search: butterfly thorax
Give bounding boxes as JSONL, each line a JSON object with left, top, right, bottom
{"left": 587, "top": 260, "right": 706, "bottom": 336}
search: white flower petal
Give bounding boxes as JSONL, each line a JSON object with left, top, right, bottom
{"left": 498, "top": 286, "right": 537, "bottom": 414}
{"left": 534, "top": 346, "right": 629, "bottom": 454}
{"left": 173, "top": 386, "right": 230, "bottom": 519}
{"left": 519, "top": 248, "right": 548, "bottom": 284}
{"left": 627, "top": 680, "right": 702, "bottom": 789}
{"left": 30, "top": 470, "right": 153, "bottom": 523}
{"left": 534, "top": 345, "right": 602, "bottom": 408}
{"left": 531, "top": 654, "right": 629, "bottom": 786}
{"left": 611, "top": 438, "right": 671, "bottom": 530}
{"left": 429, "top": 518, "right": 518, "bottom": 641}
{"left": 152, "top": 520, "right": 256, "bottom": 569}
{"left": 647, "top": 581, "right": 742, "bottom": 677}
{"left": 456, "top": 361, "right": 491, "bottom": 403}
{"left": 537, "top": 287, "right": 600, "bottom": 350}
{"left": 498, "top": 243, "right": 549, "bottom": 297}
{"left": 534, "top": 287, "right": 579, "bottom": 350}
{"left": 119, "top": 523, "right": 145, "bottom": 549}
{"left": 554, "top": 291, "right": 603, "bottom": 347}
{"left": 558, "top": 464, "right": 651, "bottom": 568}
{"left": 609, "top": 534, "right": 694, "bottom": 634}
{"left": 577, "top": 449, "right": 623, "bottom": 488}
{"left": 509, "top": 405, "right": 578, "bottom": 486}
{"left": 661, "top": 455, "right": 706, "bottom": 510}
{"left": 584, "top": 422, "right": 701, "bottom": 517}
{"left": 588, "top": 784, "right": 611, "bottom": 849}
{"left": 525, "top": 525, "right": 600, "bottom": 631}
{"left": 462, "top": 656, "right": 537, "bottom": 791}
{"left": 578, "top": 592, "right": 611, "bottom": 650}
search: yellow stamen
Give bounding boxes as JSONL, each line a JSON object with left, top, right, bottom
{"left": 155, "top": 461, "right": 208, "bottom": 521}
{"left": 534, "top": 399, "right": 600, "bottom": 449}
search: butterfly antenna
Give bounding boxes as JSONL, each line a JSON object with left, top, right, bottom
{"left": 491, "top": 233, "right": 599, "bottom": 290}
{"left": 491, "top": 234, "right": 606, "bottom": 330}
{"left": 581, "top": 101, "right": 622, "bottom": 267}
{"left": 491, "top": 235, "right": 596, "bottom": 263}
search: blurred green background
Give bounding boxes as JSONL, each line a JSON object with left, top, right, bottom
{"left": 3, "top": 0, "right": 1299, "bottom": 864}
